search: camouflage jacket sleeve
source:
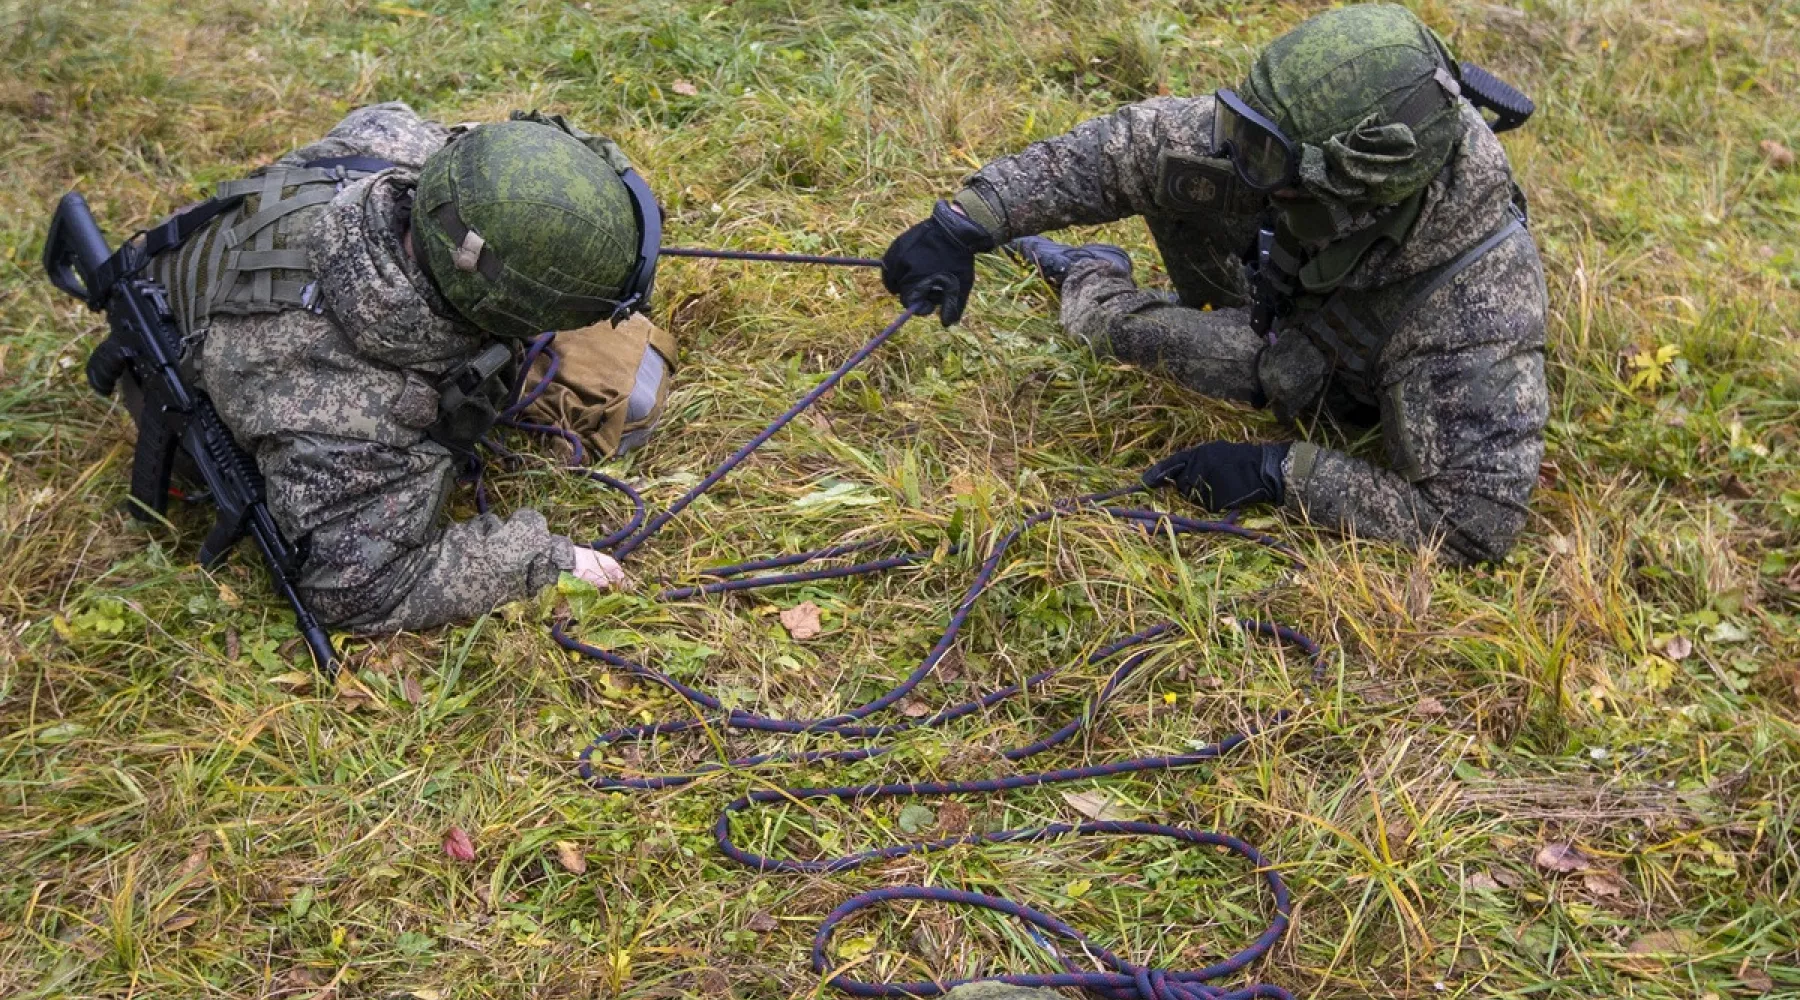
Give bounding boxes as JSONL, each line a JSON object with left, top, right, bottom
{"left": 1058, "top": 258, "right": 1265, "bottom": 405}
{"left": 255, "top": 431, "right": 574, "bottom": 633}
{"left": 280, "top": 101, "right": 451, "bottom": 171}
{"left": 1280, "top": 230, "right": 1549, "bottom": 564}
{"left": 952, "top": 97, "right": 1221, "bottom": 242}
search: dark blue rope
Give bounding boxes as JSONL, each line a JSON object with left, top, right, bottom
{"left": 504, "top": 305, "right": 1317, "bottom": 1000}
{"left": 609, "top": 306, "right": 920, "bottom": 558}
{"left": 555, "top": 499, "right": 1314, "bottom": 1000}
{"left": 662, "top": 246, "right": 883, "bottom": 268}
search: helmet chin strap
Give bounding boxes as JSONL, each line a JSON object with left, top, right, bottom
{"left": 1247, "top": 189, "right": 1427, "bottom": 339}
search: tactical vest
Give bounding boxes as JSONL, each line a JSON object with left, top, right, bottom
{"left": 139, "top": 156, "right": 518, "bottom": 453}
{"left": 1277, "top": 206, "right": 1528, "bottom": 407}
{"left": 146, "top": 156, "right": 394, "bottom": 341}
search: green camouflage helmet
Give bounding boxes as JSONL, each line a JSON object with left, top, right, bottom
{"left": 1246, "top": 3, "right": 1465, "bottom": 208}
{"left": 413, "top": 118, "right": 643, "bottom": 339}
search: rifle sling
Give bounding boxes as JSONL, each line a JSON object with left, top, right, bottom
{"left": 89, "top": 194, "right": 246, "bottom": 301}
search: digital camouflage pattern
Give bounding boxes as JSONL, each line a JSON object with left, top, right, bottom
{"left": 194, "top": 103, "right": 575, "bottom": 632}
{"left": 412, "top": 116, "right": 643, "bottom": 339}
{"left": 1246, "top": 3, "right": 1465, "bottom": 208}
{"left": 956, "top": 98, "right": 1548, "bottom": 563}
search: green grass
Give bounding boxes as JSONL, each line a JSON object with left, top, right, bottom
{"left": 3, "top": 0, "right": 1798, "bottom": 997}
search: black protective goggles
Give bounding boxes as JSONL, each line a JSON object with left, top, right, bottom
{"left": 1213, "top": 89, "right": 1300, "bottom": 192}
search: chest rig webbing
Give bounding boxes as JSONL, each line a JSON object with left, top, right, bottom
{"left": 1292, "top": 210, "right": 1525, "bottom": 406}
{"left": 138, "top": 155, "right": 517, "bottom": 452}
{"left": 146, "top": 155, "right": 396, "bottom": 341}
{"left": 1252, "top": 202, "right": 1527, "bottom": 408}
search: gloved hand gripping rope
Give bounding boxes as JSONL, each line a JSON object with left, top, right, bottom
{"left": 493, "top": 247, "right": 1325, "bottom": 1000}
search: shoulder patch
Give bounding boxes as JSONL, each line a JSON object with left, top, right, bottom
{"left": 1155, "top": 151, "right": 1263, "bottom": 216}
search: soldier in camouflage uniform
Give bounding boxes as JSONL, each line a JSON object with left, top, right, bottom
{"left": 882, "top": 4, "right": 1548, "bottom": 564}
{"left": 145, "top": 103, "right": 671, "bottom": 632}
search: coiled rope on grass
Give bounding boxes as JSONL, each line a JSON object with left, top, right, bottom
{"left": 488, "top": 282, "right": 1321, "bottom": 1000}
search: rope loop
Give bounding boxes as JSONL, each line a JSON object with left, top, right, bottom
{"left": 481, "top": 302, "right": 1319, "bottom": 1000}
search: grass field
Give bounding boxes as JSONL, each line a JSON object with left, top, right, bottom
{"left": 3, "top": 0, "right": 1798, "bottom": 997}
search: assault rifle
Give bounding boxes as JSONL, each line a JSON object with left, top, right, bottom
{"left": 43, "top": 192, "right": 336, "bottom": 677}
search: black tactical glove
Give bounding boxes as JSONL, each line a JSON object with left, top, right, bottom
{"left": 1004, "top": 236, "right": 1132, "bottom": 292}
{"left": 1143, "top": 441, "right": 1291, "bottom": 511}
{"left": 881, "top": 200, "right": 997, "bottom": 327}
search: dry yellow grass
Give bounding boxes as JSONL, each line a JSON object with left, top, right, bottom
{"left": 2, "top": 1, "right": 1796, "bottom": 998}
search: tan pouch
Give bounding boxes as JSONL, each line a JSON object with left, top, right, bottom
{"left": 521, "top": 313, "right": 678, "bottom": 460}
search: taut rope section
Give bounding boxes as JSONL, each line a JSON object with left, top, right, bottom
{"left": 661, "top": 246, "right": 884, "bottom": 269}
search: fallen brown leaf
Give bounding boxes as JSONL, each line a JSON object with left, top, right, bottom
{"left": 1761, "top": 139, "right": 1795, "bottom": 169}
{"left": 1617, "top": 929, "right": 1700, "bottom": 974}
{"left": 176, "top": 835, "right": 211, "bottom": 882}
{"left": 746, "top": 910, "right": 778, "bottom": 933}
{"left": 553, "top": 840, "right": 587, "bottom": 874}
{"left": 1489, "top": 867, "right": 1522, "bottom": 888}
{"left": 1464, "top": 871, "right": 1503, "bottom": 891}
{"left": 335, "top": 670, "right": 380, "bottom": 711}
{"left": 1737, "top": 961, "right": 1774, "bottom": 994}
{"left": 779, "top": 601, "right": 823, "bottom": 641}
{"left": 1533, "top": 842, "right": 1589, "bottom": 873}
{"left": 225, "top": 627, "right": 240, "bottom": 662}
{"left": 402, "top": 674, "right": 424, "bottom": 705}
{"left": 1061, "top": 789, "right": 1133, "bottom": 821}
{"left": 936, "top": 801, "right": 971, "bottom": 836}
{"left": 279, "top": 967, "right": 327, "bottom": 991}
{"left": 442, "top": 827, "right": 476, "bottom": 863}
{"left": 268, "top": 671, "right": 313, "bottom": 692}
{"left": 1583, "top": 872, "right": 1626, "bottom": 898}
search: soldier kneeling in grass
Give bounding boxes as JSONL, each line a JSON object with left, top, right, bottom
{"left": 882, "top": 4, "right": 1549, "bottom": 565}
{"left": 138, "top": 103, "right": 676, "bottom": 632}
